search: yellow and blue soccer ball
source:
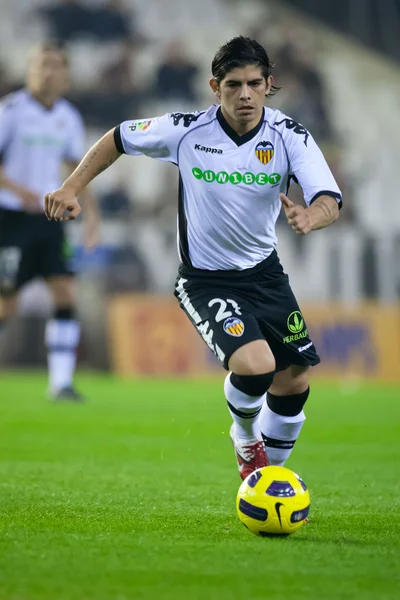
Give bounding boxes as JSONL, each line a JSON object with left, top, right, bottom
{"left": 236, "top": 466, "right": 310, "bottom": 536}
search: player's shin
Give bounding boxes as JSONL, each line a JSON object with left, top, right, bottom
{"left": 259, "top": 388, "right": 310, "bottom": 465}
{"left": 224, "top": 372, "right": 274, "bottom": 440}
{"left": 45, "top": 307, "right": 80, "bottom": 393}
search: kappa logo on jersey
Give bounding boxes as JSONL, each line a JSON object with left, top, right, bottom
{"left": 194, "top": 144, "right": 223, "bottom": 155}
{"left": 223, "top": 317, "right": 245, "bottom": 337}
{"left": 171, "top": 112, "right": 205, "bottom": 128}
{"left": 129, "top": 120, "right": 152, "bottom": 132}
{"left": 274, "top": 118, "right": 310, "bottom": 146}
{"left": 255, "top": 141, "right": 274, "bottom": 164}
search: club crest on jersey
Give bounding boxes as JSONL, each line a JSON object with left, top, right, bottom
{"left": 255, "top": 141, "right": 274, "bottom": 164}
{"left": 223, "top": 317, "right": 245, "bottom": 337}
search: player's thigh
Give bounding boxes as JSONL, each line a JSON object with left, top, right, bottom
{"left": 0, "top": 245, "right": 23, "bottom": 295}
{"left": 174, "top": 277, "right": 268, "bottom": 371}
{"left": 257, "top": 276, "right": 320, "bottom": 373}
{"left": 0, "top": 209, "right": 35, "bottom": 295}
{"left": 269, "top": 364, "right": 310, "bottom": 395}
{"left": 228, "top": 339, "right": 275, "bottom": 375}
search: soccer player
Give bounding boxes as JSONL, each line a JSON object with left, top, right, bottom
{"left": 44, "top": 36, "right": 341, "bottom": 475}
{"left": 0, "top": 40, "right": 99, "bottom": 401}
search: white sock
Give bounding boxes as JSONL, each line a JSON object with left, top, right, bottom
{"left": 45, "top": 319, "right": 80, "bottom": 392}
{"left": 258, "top": 400, "right": 305, "bottom": 466}
{"left": 224, "top": 373, "right": 266, "bottom": 440}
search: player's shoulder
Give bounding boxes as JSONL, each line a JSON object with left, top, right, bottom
{"left": 264, "top": 107, "right": 311, "bottom": 145}
{"left": 167, "top": 105, "right": 216, "bottom": 131}
{"left": 56, "top": 98, "right": 84, "bottom": 126}
{"left": 0, "top": 89, "right": 29, "bottom": 114}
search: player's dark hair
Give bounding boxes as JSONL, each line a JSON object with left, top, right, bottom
{"left": 30, "top": 39, "right": 70, "bottom": 67}
{"left": 212, "top": 36, "right": 279, "bottom": 97}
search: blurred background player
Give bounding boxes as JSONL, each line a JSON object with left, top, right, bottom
{"left": 0, "top": 40, "right": 99, "bottom": 401}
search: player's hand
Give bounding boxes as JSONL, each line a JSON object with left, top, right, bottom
{"left": 18, "top": 187, "right": 42, "bottom": 213}
{"left": 279, "top": 193, "right": 312, "bottom": 235}
{"left": 44, "top": 187, "right": 81, "bottom": 221}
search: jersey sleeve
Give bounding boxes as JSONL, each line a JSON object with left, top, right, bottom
{"left": 279, "top": 118, "right": 342, "bottom": 208}
{"left": 63, "top": 109, "right": 85, "bottom": 162}
{"left": 114, "top": 113, "right": 187, "bottom": 163}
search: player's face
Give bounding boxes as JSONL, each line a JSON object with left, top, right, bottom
{"left": 27, "top": 50, "right": 70, "bottom": 98}
{"left": 210, "top": 65, "right": 272, "bottom": 132}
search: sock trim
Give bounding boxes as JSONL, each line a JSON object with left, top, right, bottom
{"left": 261, "top": 433, "right": 296, "bottom": 449}
{"left": 227, "top": 401, "right": 262, "bottom": 419}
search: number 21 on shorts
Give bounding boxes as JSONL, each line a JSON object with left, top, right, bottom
{"left": 208, "top": 298, "right": 242, "bottom": 322}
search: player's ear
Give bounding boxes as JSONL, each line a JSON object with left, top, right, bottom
{"left": 209, "top": 78, "right": 221, "bottom": 101}
{"left": 266, "top": 75, "right": 274, "bottom": 95}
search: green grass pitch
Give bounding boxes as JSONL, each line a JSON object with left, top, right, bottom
{"left": 0, "top": 372, "right": 399, "bottom": 600}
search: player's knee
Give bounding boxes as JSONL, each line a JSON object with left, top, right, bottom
{"left": 267, "top": 386, "right": 310, "bottom": 417}
{"left": 0, "top": 294, "right": 18, "bottom": 319}
{"left": 48, "top": 276, "right": 76, "bottom": 307}
{"left": 230, "top": 371, "right": 275, "bottom": 397}
{"left": 228, "top": 339, "right": 276, "bottom": 375}
{"left": 270, "top": 365, "right": 309, "bottom": 396}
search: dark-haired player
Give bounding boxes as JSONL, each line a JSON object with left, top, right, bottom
{"left": 44, "top": 36, "right": 341, "bottom": 475}
{"left": 0, "top": 41, "right": 99, "bottom": 401}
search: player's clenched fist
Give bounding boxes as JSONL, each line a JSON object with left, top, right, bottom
{"left": 279, "top": 193, "right": 312, "bottom": 235}
{"left": 44, "top": 187, "right": 81, "bottom": 221}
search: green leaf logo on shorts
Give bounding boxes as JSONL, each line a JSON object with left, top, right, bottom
{"left": 287, "top": 311, "right": 304, "bottom": 334}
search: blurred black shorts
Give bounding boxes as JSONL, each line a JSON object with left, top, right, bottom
{"left": 0, "top": 207, "right": 74, "bottom": 294}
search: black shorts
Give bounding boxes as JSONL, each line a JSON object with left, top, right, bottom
{"left": 174, "top": 250, "right": 320, "bottom": 373}
{"left": 0, "top": 207, "right": 74, "bottom": 293}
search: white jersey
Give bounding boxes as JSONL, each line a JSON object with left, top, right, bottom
{"left": 0, "top": 89, "right": 85, "bottom": 211}
{"left": 116, "top": 105, "right": 341, "bottom": 271}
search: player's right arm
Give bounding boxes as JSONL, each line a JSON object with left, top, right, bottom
{"left": 0, "top": 167, "right": 42, "bottom": 211}
{"left": 0, "top": 97, "right": 41, "bottom": 211}
{"left": 45, "top": 129, "right": 120, "bottom": 221}
{"left": 45, "top": 112, "right": 194, "bottom": 221}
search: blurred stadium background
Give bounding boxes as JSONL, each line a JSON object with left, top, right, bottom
{"left": 1, "top": 0, "right": 400, "bottom": 380}
{"left": 1, "top": 3, "right": 400, "bottom": 599}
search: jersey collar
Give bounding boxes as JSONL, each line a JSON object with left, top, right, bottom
{"left": 216, "top": 106, "right": 265, "bottom": 146}
{"left": 25, "top": 89, "right": 59, "bottom": 112}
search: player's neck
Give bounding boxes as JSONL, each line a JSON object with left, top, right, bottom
{"left": 28, "top": 89, "right": 59, "bottom": 110}
{"left": 220, "top": 106, "right": 263, "bottom": 136}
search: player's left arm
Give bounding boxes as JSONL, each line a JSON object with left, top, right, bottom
{"left": 280, "top": 119, "right": 342, "bottom": 235}
{"left": 280, "top": 192, "right": 339, "bottom": 235}
{"left": 65, "top": 160, "right": 100, "bottom": 249}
